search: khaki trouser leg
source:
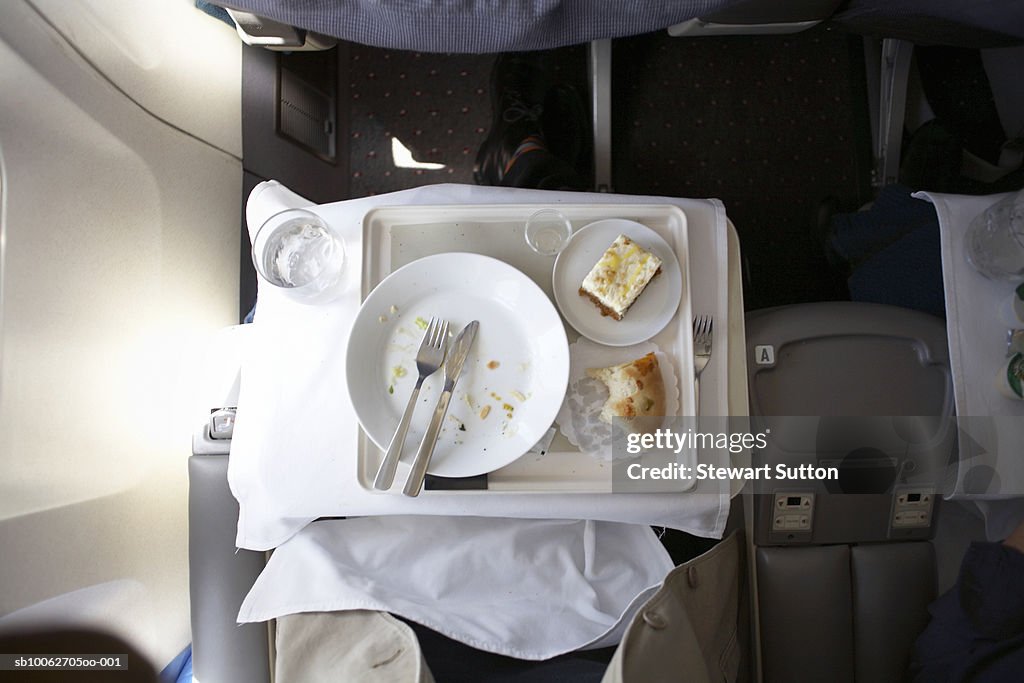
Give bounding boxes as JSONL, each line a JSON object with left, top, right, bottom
{"left": 603, "top": 531, "right": 743, "bottom": 683}
{"left": 276, "top": 610, "right": 434, "bottom": 683}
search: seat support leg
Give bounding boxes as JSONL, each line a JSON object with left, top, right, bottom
{"left": 588, "top": 39, "right": 613, "bottom": 192}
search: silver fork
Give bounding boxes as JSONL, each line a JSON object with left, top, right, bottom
{"left": 373, "top": 317, "right": 449, "bottom": 490}
{"left": 693, "top": 315, "right": 713, "bottom": 416}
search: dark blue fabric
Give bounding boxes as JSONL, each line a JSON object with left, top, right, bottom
{"left": 832, "top": 185, "right": 946, "bottom": 316}
{"left": 401, "top": 617, "right": 615, "bottom": 683}
{"left": 830, "top": 184, "right": 938, "bottom": 264}
{"left": 911, "top": 542, "right": 1024, "bottom": 682}
{"left": 220, "top": 0, "right": 726, "bottom": 53}
{"left": 834, "top": 0, "right": 1024, "bottom": 48}
{"left": 195, "top": 1, "right": 234, "bottom": 26}
{"left": 846, "top": 220, "right": 946, "bottom": 317}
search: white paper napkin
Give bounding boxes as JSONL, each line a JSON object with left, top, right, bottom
{"left": 556, "top": 339, "right": 679, "bottom": 460}
{"left": 238, "top": 516, "right": 674, "bottom": 660}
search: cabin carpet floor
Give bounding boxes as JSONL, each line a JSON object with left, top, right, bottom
{"left": 344, "top": 25, "right": 874, "bottom": 308}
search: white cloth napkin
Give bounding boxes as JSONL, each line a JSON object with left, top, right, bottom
{"left": 229, "top": 181, "right": 733, "bottom": 551}
{"left": 915, "top": 191, "right": 1024, "bottom": 537}
{"left": 238, "top": 516, "right": 674, "bottom": 660}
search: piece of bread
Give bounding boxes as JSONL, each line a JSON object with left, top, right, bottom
{"left": 579, "top": 234, "right": 662, "bottom": 320}
{"left": 587, "top": 352, "right": 666, "bottom": 424}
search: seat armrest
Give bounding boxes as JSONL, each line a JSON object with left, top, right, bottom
{"left": 189, "top": 455, "right": 271, "bottom": 683}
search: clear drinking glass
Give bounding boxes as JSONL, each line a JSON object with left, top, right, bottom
{"left": 964, "top": 190, "right": 1024, "bottom": 281}
{"left": 524, "top": 208, "right": 573, "bottom": 256}
{"left": 252, "top": 208, "right": 346, "bottom": 304}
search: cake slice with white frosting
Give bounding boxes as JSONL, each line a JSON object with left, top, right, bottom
{"left": 579, "top": 234, "right": 662, "bottom": 320}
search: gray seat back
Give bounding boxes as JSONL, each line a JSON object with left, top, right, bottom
{"left": 745, "top": 303, "right": 948, "bottom": 682}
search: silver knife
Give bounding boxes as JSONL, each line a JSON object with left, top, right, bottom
{"left": 403, "top": 320, "right": 479, "bottom": 496}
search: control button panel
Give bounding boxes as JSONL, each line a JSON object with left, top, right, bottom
{"left": 772, "top": 492, "right": 814, "bottom": 532}
{"left": 891, "top": 488, "right": 934, "bottom": 529}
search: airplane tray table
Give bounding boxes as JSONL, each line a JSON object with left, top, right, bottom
{"left": 230, "top": 181, "right": 746, "bottom": 551}
{"left": 358, "top": 203, "right": 697, "bottom": 494}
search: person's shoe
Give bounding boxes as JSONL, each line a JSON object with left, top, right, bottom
{"left": 814, "top": 196, "right": 852, "bottom": 277}
{"left": 474, "top": 53, "right": 549, "bottom": 186}
{"left": 900, "top": 119, "right": 963, "bottom": 192}
{"left": 542, "top": 83, "right": 590, "bottom": 182}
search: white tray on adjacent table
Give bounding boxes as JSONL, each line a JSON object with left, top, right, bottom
{"left": 357, "top": 204, "right": 697, "bottom": 493}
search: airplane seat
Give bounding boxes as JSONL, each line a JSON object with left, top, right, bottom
{"left": 744, "top": 302, "right": 954, "bottom": 682}
{"left": 589, "top": 0, "right": 851, "bottom": 192}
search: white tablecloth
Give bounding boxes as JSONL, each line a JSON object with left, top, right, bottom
{"left": 229, "top": 181, "right": 740, "bottom": 551}
{"left": 238, "top": 516, "right": 674, "bottom": 660}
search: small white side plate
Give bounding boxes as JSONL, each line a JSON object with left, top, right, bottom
{"left": 553, "top": 219, "right": 683, "bottom": 346}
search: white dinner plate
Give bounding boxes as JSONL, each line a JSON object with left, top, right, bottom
{"left": 346, "top": 253, "right": 570, "bottom": 478}
{"left": 552, "top": 219, "right": 682, "bottom": 346}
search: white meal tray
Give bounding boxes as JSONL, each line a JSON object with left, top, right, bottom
{"left": 357, "top": 204, "right": 696, "bottom": 493}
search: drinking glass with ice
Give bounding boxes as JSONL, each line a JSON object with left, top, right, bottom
{"left": 252, "top": 208, "right": 346, "bottom": 304}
